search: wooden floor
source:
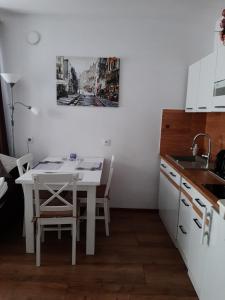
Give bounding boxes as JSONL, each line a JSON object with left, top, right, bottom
{"left": 0, "top": 210, "right": 198, "bottom": 300}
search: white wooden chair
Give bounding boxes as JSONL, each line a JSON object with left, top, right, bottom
{"left": 78, "top": 155, "right": 114, "bottom": 237}
{"left": 33, "top": 173, "right": 79, "bottom": 266}
{"left": 17, "top": 153, "right": 33, "bottom": 236}
{"left": 16, "top": 153, "right": 33, "bottom": 177}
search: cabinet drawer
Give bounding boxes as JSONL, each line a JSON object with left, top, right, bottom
{"left": 181, "top": 178, "right": 195, "bottom": 197}
{"left": 160, "top": 159, "right": 169, "bottom": 173}
{"left": 160, "top": 159, "right": 181, "bottom": 186}
{"left": 167, "top": 165, "right": 181, "bottom": 186}
{"left": 193, "top": 190, "right": 212, "bottom": 215}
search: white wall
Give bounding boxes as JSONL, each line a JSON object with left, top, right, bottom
{"left": 0, "top": 1, "right": 223, "bottom": 208}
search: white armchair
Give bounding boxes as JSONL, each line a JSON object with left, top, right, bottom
{"left": 0, "top": 154, "right": 17, "bottom": 173}
{"left": 0, "top": 177, "right": 8, "bottom": 208}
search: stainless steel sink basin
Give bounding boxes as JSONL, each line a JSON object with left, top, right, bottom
{"left": 171, "top": 155, "right": 197, "bottom": 162}
{"left": 168, "top": 155, "right": 212, "bottom": 170}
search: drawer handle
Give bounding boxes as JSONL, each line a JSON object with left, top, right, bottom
{"left": 183, "top": 182, "right": 191, "bottom": 189}
{"left": 214, "top": 106, "right": 225, "bottom": 108}
{"left": 181, "top": 198, "right": 190, "bottom": 207}
{"left": 195, "top": 198, "right": 206, "bottom": 208}
{"left": 161, "top": 164, "right": 166, "bottom": 169}
{"left": 179, "top": 225, "right": 187, "bottom": 235}
{"left": 169, "top": 172, "right": 176, "bottom": 177}
{"left": 198, "top": 106, "right": 207, "bottom": 109}
{"left": 186, "top": 107, "right": 193, "bottom": 110}
{"left": 193, "top": 218, "right": 202, "bottom": 229}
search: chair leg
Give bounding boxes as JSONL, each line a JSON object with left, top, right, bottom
{"left": 22, "top": 218, "right": 25, "bottom": 237}
{"left": 96, "top": 207, "right": 100, "bottom": 216}
{"left": 36, "top": 222, "right": 41, "bottom": 267}
{"left": 77, "top": 219, "right": 80, "bottom": 242}
{"left": 58, "top": 225, "right": 61, "bottom": 240}
{"left": 104, "top": 200, "right": 109, "bottom": 237}
{"left": 72, "top": 220, "right": 76, "bottom": 265}
{"left": 77, "top": 204, "right": 80, "bottom": 241}
{"left": 107, "top": 201, "right": 110, "bottom": 223}
{"left": 41, "top": 227, "right": 45, "bottom": 243}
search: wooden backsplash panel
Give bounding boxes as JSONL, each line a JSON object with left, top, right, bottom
{"left": 205, "top": 113, "right": 225, "bottom": 160}
{"left": 160, "top": 109, "right": 206, "bottom": 156}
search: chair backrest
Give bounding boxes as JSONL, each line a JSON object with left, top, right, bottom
{"left": 17, "top": 153, "right": 33, "bottom": 176}
{"left": 33, "top": 173, "right": 79, "bottom": 218}
{"left": 0, "top": 181, "right": 8, "bottom": 200}
{"left": 104, "top": 155, "right": 115, "bottom": 198}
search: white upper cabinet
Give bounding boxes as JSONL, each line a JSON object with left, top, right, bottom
{"left": 196, "top": 53, "right": 216, "bottom": 112}
{"left": 185, "top": 53, "right": 216, "bottom": 113}
{"left": 185, "top": 61, "right": 200, "bottom": 112}
{"left": 212, "top": 47, "right": 225, "bottom": 111}
{"left": 215, "top": 46, "right": 225, "bottom": 82}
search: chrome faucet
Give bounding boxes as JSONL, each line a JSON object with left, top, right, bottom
{"left": 191, "top": 133, "right": 211, "bottom": 168}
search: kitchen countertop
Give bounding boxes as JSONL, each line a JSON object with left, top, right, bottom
{"left": 161, "top": 154, "right": 225, "bottom": 211}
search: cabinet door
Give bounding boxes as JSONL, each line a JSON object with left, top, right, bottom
{"left": 185, "top": 61, "right": 200, "bottom": 112}
{"left": 215, "top": 46, "right": 225, "bottom": 82}
{"left": 196, "top": 53, "right": 216, "bottom": 112}
{"left": 188, "top": 210, "right": 204, "bottom": 298}
{"left": 201, "top": 211, "right": 225, "bottom": 300}
{"left": 158, "top": 171, "right": 168, "bottom": 224}
{"left": 177, "top": 194, "right": 191, "bottom": 265}
{"left": 212, "top": 47, "right": 225, "bottom": 111}
{"left": 158, "top": 171, "right": 180, "bottom": 244}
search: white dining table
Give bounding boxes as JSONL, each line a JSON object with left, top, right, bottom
{"left": 15, "top": 156, "right": 104, "bottom": 255}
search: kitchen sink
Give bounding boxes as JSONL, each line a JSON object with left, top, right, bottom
{"left": 168, "top": 155, "right": 212, "bottom": 170}
{"left": 170, "top": 155, "right": 197, "bottom": 162}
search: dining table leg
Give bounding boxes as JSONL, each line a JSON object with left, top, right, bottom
{"left": 24, "top": 184, "right": 35, "bottom": 253}
{"left": 86, "top": 186, "right": 96, "bottom": 255}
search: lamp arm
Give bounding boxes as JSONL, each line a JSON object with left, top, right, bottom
{"left": 14, "top": 101, "right": 31, "bottom": 110}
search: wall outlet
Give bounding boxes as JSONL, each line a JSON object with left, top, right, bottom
{"left": 103, "top": 139, "right": 111, "bottom": 146}
{"left": 27, "top": 137, "right": 33, "bottom": 144}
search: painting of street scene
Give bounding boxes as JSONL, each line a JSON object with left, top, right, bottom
{"left": 56, "top": 56, "right": 120, "bottom": 107}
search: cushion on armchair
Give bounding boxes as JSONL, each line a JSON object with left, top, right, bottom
{"left": 0, "top": 154, "right": 17, "bottom": 173}
{"left": 0, "top": 160, "right": 10, "bottom": 178}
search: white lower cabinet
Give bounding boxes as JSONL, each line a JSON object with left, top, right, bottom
{"left": 177, "top": 193, "right": 191, "bottom": 265}
{"left": 187, "top": 209, "right": 205, "bottom": 298}
{"left": 158, "top": 160, "right": 225, "bottom": 300}
{"left": 201, "top": 210, "right": 225, "bottom": 300}
{"left": 158, "top": 169, "right": 180, "bottom": 244}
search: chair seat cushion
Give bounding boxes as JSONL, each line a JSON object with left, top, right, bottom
{"left": 77, "top": 184, "right": 107, "bottom": 198}
{"left": 39, "top": 210, "right": 73, "bottom": 218}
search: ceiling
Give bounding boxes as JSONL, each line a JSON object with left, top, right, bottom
{"left": 0, "top": 0, "right": 224, "bottom": 19}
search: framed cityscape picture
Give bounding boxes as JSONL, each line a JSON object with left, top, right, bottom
{"left": 56, "top": 56, "right": 120, "bottom": 107}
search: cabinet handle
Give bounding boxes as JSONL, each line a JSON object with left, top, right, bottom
{"left": 183, "top": 182, "right": 191, "bottom": 189}
{"left": 179, "top": 225, "right": 187, "bottom": 235}
{"left": 193, "top": 218, "right": 202, "bottom": 229}
{"left": 214, "top": 106, "right": 225, "bottom": 108}
{"left": 198, "top": 106, "right": 207, "bottom": 109}
{"left": 181, "top": 198, "right": 190, "bottom": 207}
{"left": 161, "top": 164, "right": 166, "bottom": 169}
{"left": 169, "top": 172, "right": 176, "bottom": 177}
{"left": 186, "top": 107, "right": 193, "bottom": 110}
{"left": 195, "top": 198, "right": 206, "bottom": 208}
